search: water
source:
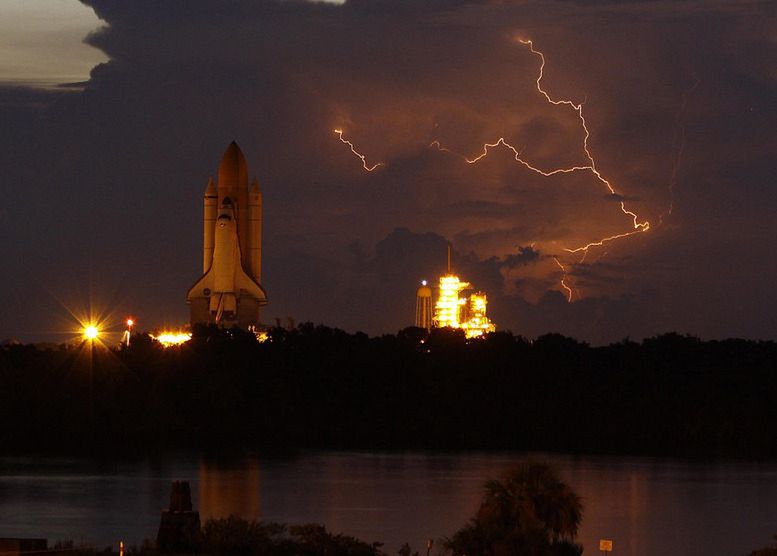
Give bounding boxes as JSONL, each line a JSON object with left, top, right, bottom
{"left": 1, "top": 452, "right": 775, "bottom": 555}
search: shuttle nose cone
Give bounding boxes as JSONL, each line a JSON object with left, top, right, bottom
{"left": 218, "top": 141, "right": 248, "bottom": 188}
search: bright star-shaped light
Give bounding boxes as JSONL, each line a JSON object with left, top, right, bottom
{"left": 83, "top": 325, "right": 99, "bottom": 341}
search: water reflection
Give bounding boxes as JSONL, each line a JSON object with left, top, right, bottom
{"left": 198, "top": 460, "right": 261, "bottom": 522}
{"left": 1, "top": 453, "right": 776, "bottom": 555}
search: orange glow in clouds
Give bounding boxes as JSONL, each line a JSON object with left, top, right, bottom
{"left": 553, "top": 257, "right": 574, "bottom": 303}
{"left": 336, "top": 38, "right": 656, "bottom": 302}
{"left": 450, "top": 39, "right": 651, "bottom": 256}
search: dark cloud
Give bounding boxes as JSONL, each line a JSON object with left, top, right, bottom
{"left": 502, "top": 246, "right": 541, "bottom": 268}
{"left": 0, "top": 0, "right": 775, "bottom": 342}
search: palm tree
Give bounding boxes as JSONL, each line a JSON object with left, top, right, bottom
{"left": 445, "top": 461, "right": 583, "bottom": 556}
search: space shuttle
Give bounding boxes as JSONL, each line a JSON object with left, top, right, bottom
{"left": 186, "top": 142, "right": 267, "bottom": 328}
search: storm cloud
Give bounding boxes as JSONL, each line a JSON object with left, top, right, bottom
{"left": 0, "top": 0, "right": 775, "bottom": 343}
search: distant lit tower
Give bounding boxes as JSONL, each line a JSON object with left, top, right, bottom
{"left": 427, "top": 243, "right": 496, "bottom": 338}
{"left": 415, "top": 280, "right": 433, "bottom": 331}
{"left": 462, "top": 292, "right": 495, "bottom": 338}
{"left": 121, "top": 318, "right": 134, "bottom": 347}
{"left": 434, "top": 244, "right": 469, "bottom": 329}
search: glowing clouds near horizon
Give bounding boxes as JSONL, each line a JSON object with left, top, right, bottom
{"left": 334, "top": 37, "right": 657, "bottom": 302}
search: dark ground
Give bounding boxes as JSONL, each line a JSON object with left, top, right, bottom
{"left": 3, "top": 324, "right": 777, "bottom": 458}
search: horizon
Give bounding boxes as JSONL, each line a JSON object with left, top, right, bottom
{"left": 0, "top": 1, "right": 775, "bottom": 344}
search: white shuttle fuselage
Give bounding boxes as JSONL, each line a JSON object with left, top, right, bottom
{"left": 187, "top": 142, "right": 267, "bottom": 328}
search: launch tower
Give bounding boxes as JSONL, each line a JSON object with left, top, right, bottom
{"left": 427, "top": 245, "right": 496, "bottom": 338}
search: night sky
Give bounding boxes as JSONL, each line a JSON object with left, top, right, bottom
{"left": 0, "top": 0, "right": 775, "bottom": 343}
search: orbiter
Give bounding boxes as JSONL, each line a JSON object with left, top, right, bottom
{"left": 187, "top": 142, "right": 267, "bottom": 328}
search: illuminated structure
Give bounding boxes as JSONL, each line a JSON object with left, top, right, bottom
{"left": 187, "top": 142, "right": 267, "bottom": 329}
{"left": 460, "top": 292, "right": 495, "bottom": 338}
{"left": 430, "top": 246, "right": 495, "bottom": 339}
{"left": 122, "top": 318, "right": 134, "bottom": 347}
{"left": 152, "top": 331, "right": 192, "bottom": 347}
{"left": 435, "top": 274, "right": 468, "bottom": 329}
{"left": 415, "top": 280, "right": 433, "bottom": 331}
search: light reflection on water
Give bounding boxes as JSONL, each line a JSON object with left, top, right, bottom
{"left": 1, "top": 452, "right": 776, "bottom": 555}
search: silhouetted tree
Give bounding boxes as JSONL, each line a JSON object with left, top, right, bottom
{"left": 197, "top": 517, "right": 379, "bottom": 555}
{"left": 445, "top": 462, "right": 583, "bottom": 556}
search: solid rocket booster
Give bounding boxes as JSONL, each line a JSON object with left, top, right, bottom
{"left": 203, "top": 177, "right": 217, "bottom": 272}
{"left": 187, "top": 142, "right": 267, "bottom": 328}
{"left": 248, "top": 177, "right": 262, "bottom": 283}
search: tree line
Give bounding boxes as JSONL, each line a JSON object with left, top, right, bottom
{"left": 2, "top": 324, "right": 777, "bottom": 457}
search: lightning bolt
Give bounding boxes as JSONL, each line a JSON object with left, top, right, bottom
{"left": 333, "top": 129, "right": 384, "bottom": 172}
{"left": 464, "top": 138, "right": 591, "bottom": 176}
{"left": 430, "top": 38, "right": 658, "bottom": 297}
{"left": 518, "top": 38, "right": 650, "bottom": 249}
{"left": 434, "top": 39, "right": 650, "bottom": 256}
{"left": 336, "top": 39, "right": 675, "bottom": 302}
{"left": 553, "top": 256, "right": 573, "bottom": 302}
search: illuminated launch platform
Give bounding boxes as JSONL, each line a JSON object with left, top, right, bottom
{"left": 416, "top": 246, "right": 495, "bottom": 339}
{"left": 187, "top": 142, "right": 267, "bottom": 329}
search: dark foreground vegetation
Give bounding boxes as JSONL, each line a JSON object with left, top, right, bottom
{"left": 751, "top": 539, "right": 777, "bottom": 556}
{"left": 42, "top": 521, "right": 387, "bottom": 556}
{"left": 3, "top": 324, "right": 777, "bottom": 457}
{"left": 50, "top": 462, "right": 583, "bottom": 556}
